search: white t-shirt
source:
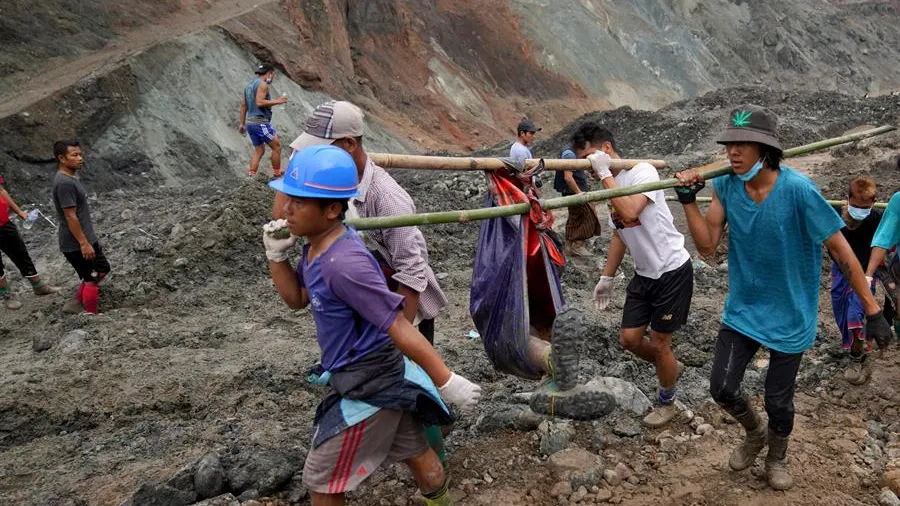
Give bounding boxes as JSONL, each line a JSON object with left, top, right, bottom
{"left": 509, "top": 141, "right": 532, "bottom": 163}
{"left": 607, "top": 162, "right": 690, "bottom": 279}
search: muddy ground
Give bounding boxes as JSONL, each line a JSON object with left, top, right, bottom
{"left": 2, "top": 89, "right": 900, "bottom": 506}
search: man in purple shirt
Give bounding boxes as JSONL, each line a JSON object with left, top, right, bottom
{"left": 263, "top": 144, "right": 481, "bottom": 506}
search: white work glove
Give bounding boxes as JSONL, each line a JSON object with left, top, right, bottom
{"left": 438, "top": 373, "right": 482, "bottom": 410}
{"left": 593, "top": 275, "right": 615, "bottom": 310}
{"left": 262, "top": 219, "right": 298, "bottom": 262}
{"left": 587, "top": 151, "right": 613, "bottom": 180}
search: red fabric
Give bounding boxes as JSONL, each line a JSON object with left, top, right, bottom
{"left": 0, "top": 175, "right": 9, "bottom": 225}
{"left": 82, "top": 282, "right": 99, "bottom": 314}
{"left": 488, "top": 169, "right": 565, "bottom": 331}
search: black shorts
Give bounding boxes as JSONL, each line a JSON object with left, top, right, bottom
{"left": 62, "top": 242, "right": 111, "bottom": 283}
{"left": 622, "top": 259, "right": 693, "bottom": 333}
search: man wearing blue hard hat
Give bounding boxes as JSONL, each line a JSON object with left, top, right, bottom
{"left": 263, "top": 144, "right": 481, "bottom": 506}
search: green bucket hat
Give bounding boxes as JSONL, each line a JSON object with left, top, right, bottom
{"left": 716, "top": 104, "right": 782, "bottom": 152}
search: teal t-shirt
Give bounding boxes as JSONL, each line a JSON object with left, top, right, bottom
{"left": 713, "top": 167, "right": 843, "bottom": 354}
{"left": 871, "top": 192, "right": 900, "bottom": 250}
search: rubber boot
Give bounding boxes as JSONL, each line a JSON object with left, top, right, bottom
{"left": 62, "top": 283, "right": 85, "bottom": 314}
{"left": 81, "top": 282, "right": 99, "bottom": 314}
{"left": 422, "top": 476, "right": 453, "bottom": 506}
{"left": 549, "top": 306, "right": 585, "bottom": 390}
{"left": 765, "top": 429, "right": 793, "bottom": 490}
{"left": 727, "top": 407, "right": 767, "bottom": 471}
{"left": 425, "top": 425, "right": 448, "bottom": 471}
{"left": 844, "top": 352, "right": 874, "bottom": 385}
{"left": 27, "top": 274, "right": 59, "bottom": 296}
{"left": 0, "top": 275, "right": 23, "bottom": 310}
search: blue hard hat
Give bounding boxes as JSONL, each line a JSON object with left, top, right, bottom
{"left": 269, "top": 145, "right": 359, "bottom": 199}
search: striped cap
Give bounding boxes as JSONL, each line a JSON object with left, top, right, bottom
{"left": 289, "top": 101, "right": 365, "bottom": 152}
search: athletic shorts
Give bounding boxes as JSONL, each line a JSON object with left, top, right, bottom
{"left": 622, "top": 259, "right": 693, "bottom": 333}
{"left": 246, "top": 123, "right": 277, "bottom": 147}
{"left": 62, "top": 242, "right": 111, "bottom": 283}
{"left": 302, "top": 409, "right": 429, "bottom": 494}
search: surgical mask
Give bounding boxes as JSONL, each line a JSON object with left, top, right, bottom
{"left": 738, "top": 159, "right": 764, "bottom": 182}
{"left": 847, "top": 205, "right": 872, "bottom": 221}
{"left": 265, "top": 78, "right": 273, "bottom": 84}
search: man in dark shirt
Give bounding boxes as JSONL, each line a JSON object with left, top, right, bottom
{"left": 553, "top": 146, "right": 600, "bottom": 257}
{"left": 830, "top": 176, "right": 885, "bottom": 384}
{"left": 52, "top": 140, "right": 110, "bottom": 314}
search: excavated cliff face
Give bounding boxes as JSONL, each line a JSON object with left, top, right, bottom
{"left": 1, "top": 0, "right": 899, "bottom": 201}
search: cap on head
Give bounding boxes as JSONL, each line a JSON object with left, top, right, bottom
{"left": 269, "top": 145, "right": 359, "bottom": 199}
{"left": 289, "top": 101, "right": 365, "bottom": 152}
{"left": 716, "top": 104, "right": 782, "bottom": 152}
{"left": 255, "top": 63, "right": 275, "bottom": 75}
{"left": 517, "top": 118, "right": 541, "bottom": 134}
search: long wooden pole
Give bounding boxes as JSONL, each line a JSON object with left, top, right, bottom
{"left": 368, "top": 152, "right": 666, "bottom": 171}
{"left": 665, "top": 196, "right": 889, "bottom": 209}
{"left": 348, "top": 125, "right": 896, "bottom": 230}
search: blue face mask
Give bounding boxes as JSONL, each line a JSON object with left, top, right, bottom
{"left": 847, "top": 205, "right": 872, "bottom": 221}
{"left": 738, "top": 159, "right": 764, "bottom": 182}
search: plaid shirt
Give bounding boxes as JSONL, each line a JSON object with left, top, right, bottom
{"left": 349, "top": 157, "right": 448, "bottom": 321}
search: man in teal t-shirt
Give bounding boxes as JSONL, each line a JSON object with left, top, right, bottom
{"left": 673, "top": 104, "right": 892, "bottom": 492}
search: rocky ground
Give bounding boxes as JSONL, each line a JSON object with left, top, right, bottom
{"left": 2, "top": 89, "right": 900, "bottom": 506}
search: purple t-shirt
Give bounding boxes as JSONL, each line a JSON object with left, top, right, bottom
{"left": 297, "top": 229, "right": 404, "bottom": 371}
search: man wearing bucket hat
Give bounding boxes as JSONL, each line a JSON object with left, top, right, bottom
{"left": 673, "top": 104, "right": 892, "bottom": 490}
{"left": 263, "top": 145, "right": 481, "bottom": 505}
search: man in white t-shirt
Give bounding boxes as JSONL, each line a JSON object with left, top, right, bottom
{"left": 509, "top": 118, "right": 541, "bottom": 163}
{"left": 573, "top": 123, "right": 693, "bottom": 428}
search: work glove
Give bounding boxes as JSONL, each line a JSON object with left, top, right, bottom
{"left": 675, "top": 179, "right": 706, "bottom": 204}
{"left": 865, "top": 310, "right": 893, "bottom": 350}
{"left": 262, "top": 219, "right": 298, "bottom": 262}
{"left": 438, "top": 373, "right": 482, "bottom": 410}
{"left": 587, "top": 151, "right": 613, "bottom": 180}
{"left": 593, "top": 275, "right": 615, "bottom": 311}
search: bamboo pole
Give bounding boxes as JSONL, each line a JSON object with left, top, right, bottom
{"left": 664, "top": 196, "right": 889, "bottom": 209}
{"left": 348, "top": 125, "right": 896, "bottom": 230}
{"left": 368, "top": 152, "right": 666, "bottom": 171}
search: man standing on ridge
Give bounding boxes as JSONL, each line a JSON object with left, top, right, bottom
{"left": 53, "top": 141, "right": 111, "bottom": 315}
{"left": 239, "top": 63, "right": 288, "bottom": 179}
{"left": 674, "top": 104, "right": 893, "bottom": 491}
{"left": 575, "top": 123, "right": 692, "bottom": 430}
{"left": 509, "top": 118, "right": 540, "bottom": 164}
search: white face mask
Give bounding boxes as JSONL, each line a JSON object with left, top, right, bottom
{"left": 847, "top": 205, "right": 872, "bottom": 221}
{"left": 738, "top": 159, "right": 764, "bottom": 182}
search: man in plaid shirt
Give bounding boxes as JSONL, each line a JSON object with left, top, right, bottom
{"left": 289, "top": 101, "right": 448, "bottom": 343}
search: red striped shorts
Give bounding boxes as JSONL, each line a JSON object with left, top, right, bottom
{"left": 302, "top": 409, "right": 429, "bottom": 494}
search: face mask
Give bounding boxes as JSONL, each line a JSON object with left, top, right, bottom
{"left": 265, "top": 78, "right": 273, "bottom": 84}
{"left": 847, "top": 205, "right": 872, "bottom": 221}
{"left": 738, "top": 159, "right": 764, "bottom": 182}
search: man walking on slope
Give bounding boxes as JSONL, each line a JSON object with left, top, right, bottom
{"left": 574, "top": 122, "right": 692, "bottom": 429}
{"left": 263, "top": 145, "right": 481, "bottom": 505}
{"left": 829, "top": 176, "right": 891, "bottom": 385}
{"left": 0, "top": 173, "right": 59, "bottom": 309}
{"left": 239, "top": 63, "right": 288, "bottom": 178}
{"left": 674, "top": 104, "right": 893, "bottom": 490}
{"left": 554, "top": 145, "right": 601, "bottom": 257}
{"left": 289, "top": 100, "right": 452, "bottom": 468}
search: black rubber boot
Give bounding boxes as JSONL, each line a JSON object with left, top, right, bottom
{"left": 549, "top": 306, "right": 585, "bottom": 390}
